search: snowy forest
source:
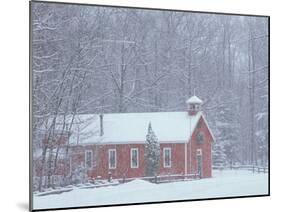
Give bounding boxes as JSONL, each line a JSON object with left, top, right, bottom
{"left": 31, "top": 2, "right": 269, "bottom": 190}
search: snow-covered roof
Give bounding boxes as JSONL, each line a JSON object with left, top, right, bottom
{"left": 40, "top": 111, "right": 208, "bottom": 145}
{"left": 186, "top": 95, "right": 203, "bottom": 104}
{"left": 69, "top": 111, "right": 204, "bottom": 145}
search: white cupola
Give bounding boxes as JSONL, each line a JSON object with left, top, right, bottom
{"left": 186, "top": 95, "right": 203, "bottom": 115}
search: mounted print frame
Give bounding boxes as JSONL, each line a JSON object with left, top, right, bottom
{"left": 30, "top": 1, "right": 270, "bottom": 211}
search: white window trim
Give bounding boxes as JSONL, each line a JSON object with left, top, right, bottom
{"left": 197, "top": 148, "right": 202, "bottom": 156}
{"left": 85, "top": 150, "right": 93, "bottom": 169}
{"left": 130, "top": 148, "right": 139, "bottom": 168}
{"left": 69, "top": 157, "right": 72, "bottom": 174}
{"left": 163, "top": 147, "right": 172, "bottom": 168}
{"left": 108, "top": 149, "right": 117, "bottom": 169}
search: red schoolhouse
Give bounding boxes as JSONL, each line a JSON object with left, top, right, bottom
{"left": 34, "top": 96, "right": 215, "bottom": 181}
{"left": 68, "top": 96, "right": 214, "bottom": 180}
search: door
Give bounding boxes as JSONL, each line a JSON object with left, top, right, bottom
{"left": 197, "top": 149, "right": 203, "bottom": 178}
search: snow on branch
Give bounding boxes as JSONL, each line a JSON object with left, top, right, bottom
{"left": 33, "top": 52, "right": 58, "bottom": 60}
{"left": 33, "top": 69, "right": 58, "bottom": 73}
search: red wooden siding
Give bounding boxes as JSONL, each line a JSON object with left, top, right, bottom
{"left": 158, "top": 143, "right": 185, "bottom": 175}
{"left": 93, "top": 144, "right": 146, "bottom": 179}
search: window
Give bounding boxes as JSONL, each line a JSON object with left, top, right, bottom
{"left": 196, "top": 131, "right": 204, "bottom": 144}
{"left": 108, "top": 149, "right": 116, "bottom": 169}
{"left": 163, "top": 147, "right": 171, "bottom": 168}
{"left": 85, "top": 150, "right": 93, "bottom": 169}
{"left": 130, "top": 148, "right": 139, "bottom": 168}
{"left": 197, "top": 149, "right": 202, "bottom": 156}
{"left": 189, "top": 104, "right": 195, "bottom": 110}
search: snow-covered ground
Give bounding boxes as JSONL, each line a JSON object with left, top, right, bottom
{"left": 33, "top": 170, "right": 268, "bottom": 210}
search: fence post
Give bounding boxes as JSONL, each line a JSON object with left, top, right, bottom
{"left": 122, "top": 174, "right": 126, "bottom": 184}
{"left": 108, "top": 172, "right": 112, "bottom": 182}
{"left": 154, "top": 175, "right": 157, "bottom": 184}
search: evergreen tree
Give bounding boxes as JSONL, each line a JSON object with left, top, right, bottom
{"left": 71, "top": 164, "right": 87, "bottom": 185}
{"left": 214, "top": 92, "right": 239, "bottom": 166}
{"left": 145, "top": 122, "right": 160, "bottom": 177}
{"left": 212, "top": 141, "right": 227, "bottom": 169}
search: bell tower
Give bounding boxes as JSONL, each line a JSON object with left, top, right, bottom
{"left": 186, "top": 95, "right": 203, "bottom": 115}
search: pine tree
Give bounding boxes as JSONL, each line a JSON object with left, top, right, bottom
{"left": 214, "top": 91, "right": 239, "bottom": 166}
{"left": 145, "top": 122, "right": 160, "bottom": 177}
{"left": 71, "top": 164, "right": 87, "bottom": 185}
{"left": 212, "top": 141, "right": 227, "bottom": 169}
